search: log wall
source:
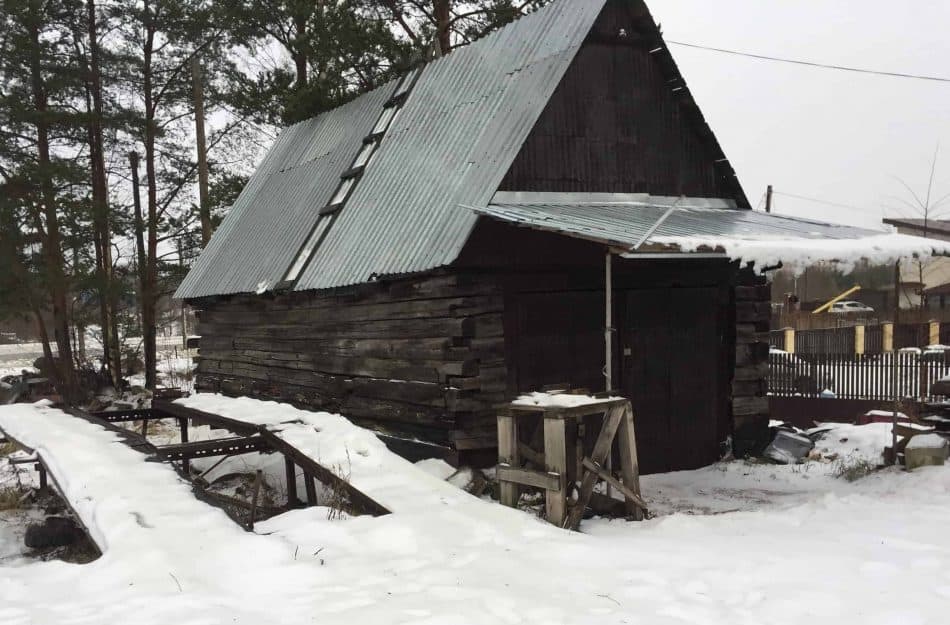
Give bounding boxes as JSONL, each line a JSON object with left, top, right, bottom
{"left": 191, "top": 273, "right": 508, "bottom": 452}
{"left": 732, "top": 268, "right": 772, "bottom": 457}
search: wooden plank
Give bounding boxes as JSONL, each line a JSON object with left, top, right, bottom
{"left": 581, "top": 457, "right": 648, "bottom": 512}
{"left": 615, "top": 403, "right": 645, "bottom": 520}
{"left": 497, "top": 414, "right": 519, "bottom": 507}
{"left": 565, "top": 405, "right": 624, "bottom": 530}
{"left": 543, "top": 415, "right": 569, "bottom": 526}
{"left": 497, "top": 465, "right": 562, "bottom": 491}
{"left": 259, "top": 428, "right": 389, "bottom": 516}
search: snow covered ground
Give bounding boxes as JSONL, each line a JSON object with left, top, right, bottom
{"left": 1, "top": 397, "right": 950, "bottom": 624}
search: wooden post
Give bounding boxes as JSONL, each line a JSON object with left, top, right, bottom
{"left": 35, "top": 463, "right": 47, "bottom": 492}
{"left": 284, "top": 456, "right": 298, "bottom": 507}
{"left": 497, "top": 411, "right": 520, "bottom": 507}
{"left": 855, "top": 324, "right": 865, "bottom": 355}
{"left": 783, "top": 327, "right": 795, "bottom": 353}
{"left": 247, "top": 469, "right": 263, "bottom": 530}
{"left": 304, "top": 472, "right": 318, "bottom": 506}
{"left": 883, "top": 322, "right": 894, "bottom": 352}
{"left": 543, "top": 415, "right": 569, "bottom": 526}
{"left": 930, "top": 320, "right": 940, "bottom": 346}
{"left": 765, "top": 184, "right": 773, "bottom": 213}
{"left": 179, "top": 417, "right": 189, "bottom": 474}
{"left": 615, "top": 402, "right": 644, "bottom": 521}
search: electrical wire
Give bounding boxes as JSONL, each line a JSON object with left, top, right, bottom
{"left": 665, "top": 40, "right": 950, "bottom": 84}
{"left": 772, "top": 191, "right": 875, "bottom": 215}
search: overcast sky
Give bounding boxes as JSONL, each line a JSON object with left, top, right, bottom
{"left": 647, "top": 0, "right": 950, "bottom": 231}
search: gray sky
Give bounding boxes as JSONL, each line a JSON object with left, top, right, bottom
{"left": 648, "top": 0, "right": 950, "bottom": 230}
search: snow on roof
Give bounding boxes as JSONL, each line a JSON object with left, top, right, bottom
{"left": 474, "top": 194, "right": 950, "bottom": 272}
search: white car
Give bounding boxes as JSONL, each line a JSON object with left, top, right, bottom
{"left": 829, "top": 300, "right": 874, "bottom": 314}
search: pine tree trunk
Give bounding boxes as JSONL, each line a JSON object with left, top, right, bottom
{"left": 142, "top": 1, "right": 158, "bottom": 391}
{"left": 27, "top": 12, "right": 78, "bottom": 403}
{"left": 434, "top": 0, "right": 451, "bottom": 55}
{"left": 86, "top": 0, "right": 122, "bottom": 389}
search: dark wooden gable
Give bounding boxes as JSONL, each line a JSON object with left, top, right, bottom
{"left": 498, "top": 0, "right": 747, "bottom": 206}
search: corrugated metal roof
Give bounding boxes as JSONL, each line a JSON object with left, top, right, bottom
{"left": 175, "top": 81, "right": 398, "bottom": 298}
{"left": 293, "top": 0, "right": 607, "bottom": 291}
{"left": 473, "top": 194, "right": 882, "bottom": 252}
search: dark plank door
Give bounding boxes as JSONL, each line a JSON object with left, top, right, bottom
{"left": 622, "top": 287, "right": 723, "bottom": 474}
{"left": 509, "top": 291, "right": 605, "bottom": 394}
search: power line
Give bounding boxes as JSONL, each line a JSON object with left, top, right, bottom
{"left": 665, "top": 40, "right": 950, "bottom": 84}
{"left": 772, "top": 191, "right": 875, "bottom": 215}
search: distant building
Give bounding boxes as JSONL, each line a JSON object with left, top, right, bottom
{"left": 882, "top": 218, "right": 950, "bottom": 310}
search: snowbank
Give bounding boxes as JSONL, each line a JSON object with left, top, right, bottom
{"left": 3, "top": 400, "right": 950, "bottom": 624}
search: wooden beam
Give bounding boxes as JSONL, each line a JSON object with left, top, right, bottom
{"left": 497, "top": 413, "right": 519, "bottom": 507}
{"left": 565, "top": 405, "right": 624, "bottom": 530}
{"left": 497, "top": 465, "right": 562, "bottom": 491}
{"left": 543, "top": 415, "right": 569, "bottom": 526}
{"left": 581, "top": 457, "right": 648, "bottom": 512}
{"left": 258, "top": 428, "right": 389, "bottom": 516}
{"left": 285, "top": 456, "right": 299, "bottom": 507}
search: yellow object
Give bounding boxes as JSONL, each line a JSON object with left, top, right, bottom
{"left": 883, "top": 322, "right": 894, "bottom": 352}
{"left": 812, "top": 285, "right": 862, "bottom": 314}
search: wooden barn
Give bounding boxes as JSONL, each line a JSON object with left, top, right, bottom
{"left": 179, "top": 0, "right": 881, "bottom": 472}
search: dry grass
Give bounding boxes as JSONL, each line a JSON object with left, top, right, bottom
{"left": 0, "top": 441, "right": 16, "bottom": 457}
{"left": 833, "top": 456, "right": 878, "bottom": 482}
{"left": 0, "top": 487, "right": 23, "bottom": 511}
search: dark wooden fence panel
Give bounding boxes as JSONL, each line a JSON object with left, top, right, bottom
{"left": 769, "top": 330, "right": 784, "bottom": 349}
{"left": 865, "top": 325, "right": 883, "bottom": 354}
{"left": 794, "top": 327, "right": 855, "bottom": 355}
{"left": 895, "top": 323, "right": 929, "bottom": 349}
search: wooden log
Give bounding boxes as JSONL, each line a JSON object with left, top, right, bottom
{"left": 285, "top": 456, "right": 299, "bottom": 507}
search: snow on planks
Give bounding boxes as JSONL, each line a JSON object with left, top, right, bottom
{"left": 172, "top": 393, "right": 475, "bottom": 515}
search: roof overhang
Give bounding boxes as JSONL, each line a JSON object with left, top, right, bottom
{"left": 471, "top": 193, "right": 950, "bottom": 272}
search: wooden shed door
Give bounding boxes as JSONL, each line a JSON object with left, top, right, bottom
{"left": 621, "top": 287, "right": 723, "bottom": 474}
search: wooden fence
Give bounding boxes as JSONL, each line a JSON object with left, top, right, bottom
{"left": 768, "top": 351, "right": 949, "bottom": 401}
{"left": 771, "top": 321, "right": 941, "bottom": 355}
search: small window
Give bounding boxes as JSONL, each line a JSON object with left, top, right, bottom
{"left": 328, "top": 177, "right": 355, "bottom": 207}
{"left": 284, "top": 216, "right": 333, "bottom": 283}
{"left": 393, "top": 67, "right": 422, "bottom": 100}
{"left": 352, "top": 141, "right": 377, "bottom": 170}
{"left": 372, "top": 106, "right": 399, "bottom": 135}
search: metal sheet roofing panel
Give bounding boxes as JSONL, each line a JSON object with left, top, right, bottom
{"left": 175, "top": 81, "right": 397, "bottom": 299}
{"left": 293, "top": 0, "right": 607, "bottom": 291}
{"left": 474, "top": 196, "right": 882, "bottom": 252}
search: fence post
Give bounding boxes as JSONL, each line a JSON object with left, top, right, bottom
{"left": 883, "top": 322, "right": 894, "bottom": 352}
{"left": 855, "top": 324, "right": 865, "bottom": 355}
{"left": 783, "top": 327, "right": 795, "bottom": 353}
{"left": 930, "top": 320, "right": 940, "bottom": 346}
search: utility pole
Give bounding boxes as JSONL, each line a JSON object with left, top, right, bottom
{"left": 192, "top": 57, "right": 211, "bottom": 246}
{"left": 765, "top": 185, "right": 773, "bottom": 213}
{"left": 891, "top": 259, "right": 900, "bottom": 463}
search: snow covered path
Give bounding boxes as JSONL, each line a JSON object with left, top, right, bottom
{"left": 2, "top": 397, "right": 950, "bottom": 624}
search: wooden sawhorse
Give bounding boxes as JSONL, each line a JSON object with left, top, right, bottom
{"left": 497, "top": 397, "right": 646, "bottom": 530}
